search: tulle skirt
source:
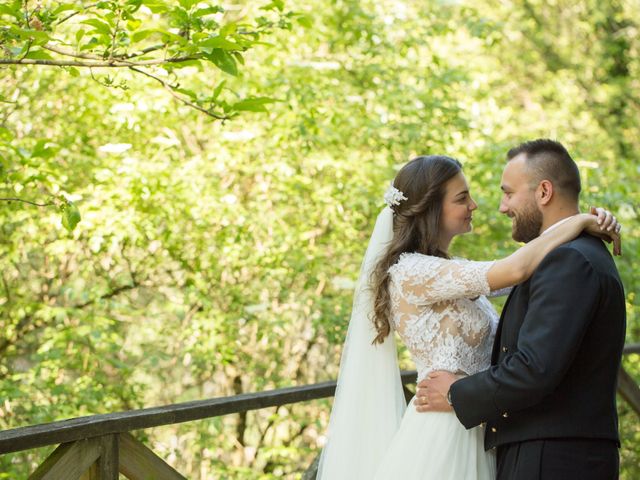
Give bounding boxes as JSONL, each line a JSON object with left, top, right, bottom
{"left": 373, "top": 397, "right": 496, "bottom": 480}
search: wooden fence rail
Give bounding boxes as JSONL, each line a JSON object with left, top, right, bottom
{"left": 0, "top": 345, "right": 638, "bottom": 479}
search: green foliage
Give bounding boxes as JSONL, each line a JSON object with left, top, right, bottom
{"left": 0, "top": 0, "right": 296, "bottom": 229}
{"left": 0, "top": 0, "right": 638, "bottom": 478}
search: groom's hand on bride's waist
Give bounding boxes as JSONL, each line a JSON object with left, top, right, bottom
{"left": 415, "top": 371, "right": 460, "bottom": 413}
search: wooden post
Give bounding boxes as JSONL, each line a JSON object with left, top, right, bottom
{"left": 80, "top": 463, "right": 98, "bottom": 480}
{"left": 98, "top": 434, "right": 119, "bottom": 479}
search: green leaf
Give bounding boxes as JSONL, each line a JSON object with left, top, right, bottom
{"left": 0, "top": 4, "right": 21, "bottom": 19}
{"left": 169, "top": 6, "right": 189, "bottom": 25}
{"left": 212, "top": 80, "right": 226, "bottom": 100}
{"left": 232, "top": 51, "right": 245, "bottom": 65}
{"left": 261, "top": 0, "right": 285, "bottom": 12}
{"left": 24, "top": 49, "right": 54, "bottom": 60}
{"left": 232, "top": 97, "right": 277, "bottom": 112}
{"left": 193, "top": 6, "right": 224, "bottom": 18}
{"left": 52, "top": 4, "right": 79, "bottom": 15}
{"left": 0, "top": 127, "right": 14, "bottom": 142}
{"left": 297, "top": 15, "right": 313, "bottom": 29}
{"left": 220, "top": 22, "right": 237, "bottom": 37}
{"left": 155, "top": 28, "right": 188, "bottom": 44}
{"left": 141, "top": 0, "right": 169, "bottom": 14}
{"left": 9, "top": 27, "right": 51, "bottom": 43}
{"left": 126, "top": 19, "right": 142, "bottom": 30}
{"left": 61, "top": 202, "right": 81, "bottom": 232}
{"left": 32, "top": 141, "right": 58, "bottom": 159}
{"left": 178, "top": 0, "right": 199, "bottom": 8}
{"left": 125, "top": 0, "right": 143, "bottom": 13}
{"left": 198, "top": 36, "right": 240, "bottom": 52}
{"left": 80, "top": 19, "right": 112, "bottom": 36}
{"left": 207, "top": 49, "right": 238, "bottom": 76}
{"left": 131, "top": 29, "right": 157, "bottom": 43}
{"left": 175, "top": 88, "right": 197, "bottom": 100}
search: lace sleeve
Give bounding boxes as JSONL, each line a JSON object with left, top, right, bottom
{"left": 387, "top": 253, "right": 497, "bottom": 380}
{"left": 389, "top": 253, "right": 494, "bottom": 305}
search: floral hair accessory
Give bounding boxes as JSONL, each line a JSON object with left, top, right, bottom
{"left": 383, "top": 183, "right": 408, "bottom": 208}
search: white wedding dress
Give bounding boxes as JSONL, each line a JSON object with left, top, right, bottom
{"left": 372, "top": 252, "right": 499, "bottom": 480}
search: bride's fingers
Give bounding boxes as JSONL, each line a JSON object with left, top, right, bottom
{"left": 593, "top": 207, "right": 611, "bottom": 228}
{"left": 591, "top": 206, "right": 621, "bottom": 232}
{"left": 591, "top": 206, "right": 611, "bottom": 228}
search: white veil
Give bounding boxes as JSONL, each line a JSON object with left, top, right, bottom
{"left": 317, "top": 206, "right": 406, "bottom": 479}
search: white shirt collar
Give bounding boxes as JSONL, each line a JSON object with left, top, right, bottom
{"left": 540, "top": 216, "right": 573, "bottom": 236}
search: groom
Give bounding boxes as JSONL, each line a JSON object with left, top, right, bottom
{"left": 417, "top": 139, "right": 626, "bottom": 479}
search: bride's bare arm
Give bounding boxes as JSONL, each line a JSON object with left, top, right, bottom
{"left": 486, "top": 213, "right": 621, "bottom": 291}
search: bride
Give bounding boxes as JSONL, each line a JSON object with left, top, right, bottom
{"left": 316, "top": 155, "right": 620, "bottom": 479}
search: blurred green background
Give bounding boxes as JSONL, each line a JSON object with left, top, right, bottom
{"left": 1, "top": 0, "right": 638, "bottom": 478}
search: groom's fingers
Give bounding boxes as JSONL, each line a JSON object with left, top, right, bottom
{"left": 416, "top": 393, "right": 453, "bottom": 413}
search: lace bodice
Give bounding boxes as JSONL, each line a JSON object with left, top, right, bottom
{"left": 388, "top": 253, "right": 499, "bottom": 382}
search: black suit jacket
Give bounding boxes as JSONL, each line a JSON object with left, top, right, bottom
{"left": 450, "top": 233, "right": 626, "bottom": 450}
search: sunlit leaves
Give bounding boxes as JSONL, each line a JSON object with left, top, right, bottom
{"left": 80, "top": 18, "right": 113, "bottom": 37}
{"left": 60, "top": 201, "right": 81, "bottom": 232}
{"left": 205, "top": 48, "right": 238, "bottom": 76}
{"left": 232, "top": 97, "right": 278, "bottom": 113}
{"left": 1, "top": 0, "right": 294, "bottom": 120}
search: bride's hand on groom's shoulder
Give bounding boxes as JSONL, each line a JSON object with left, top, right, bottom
{"left": 415, "top": 371, "right": 457, "bottom": 413}
{"left": 587, "top": 206, "right": 622, "bottom": 256}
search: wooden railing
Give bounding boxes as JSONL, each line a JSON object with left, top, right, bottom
{"left": 1, "top": 346, "right": 639, "bottom": 480}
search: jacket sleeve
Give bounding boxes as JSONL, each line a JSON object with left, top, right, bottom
{"left": 450, "top": 245, "right": 600, "bottom": 429}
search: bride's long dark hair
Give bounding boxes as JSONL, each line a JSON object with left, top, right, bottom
{"left": 371, "top": 155, "right": 462, "bottom": 344}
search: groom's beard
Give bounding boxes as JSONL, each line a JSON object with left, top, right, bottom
{"left": 511, "top": 203, "right": 543, "bottom": 243}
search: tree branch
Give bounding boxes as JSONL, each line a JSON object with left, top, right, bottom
{"left": 0, "top": 197, "right": 55, "bottom": 207}
{"left": 128, "top": 66, "right": 230, "bottom": 120}
{"left": 41, "top": 43, "right": 176, "bottom": 64}
{"left": 121, "top": 43, "right": 168, "bottom": 60}
{"left": 108, "top": 9, "right": 121, "bottom": 62}
{"left": 0, "top": 280, "right": 140, "bottom": 360}
{"left": 55, "top": 3, "right": 101, "bottom": 26}
{"left": 0, "top": 313, "right": 35, "bottom": 356}
{"left": 0, "top": 56, "right": 200, "bottom": 67}
{"left": 249, "top": 405, "right": 281, "bottom": 468}
{"left": 73, "top": 282, "right": 138, "bottom": 309}
{"left": 42, "top": 44, "right": 106, "bottom": 61}
{"left": 1, "top": 273, "right": 10, "bottom": 306}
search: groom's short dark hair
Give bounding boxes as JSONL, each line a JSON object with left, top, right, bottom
{"left": 507, "top": 139, "right": 581, "bottom": 200}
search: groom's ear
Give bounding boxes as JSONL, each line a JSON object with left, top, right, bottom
{"left": 536, "top": 179, "right": 554, "bottom": 206}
